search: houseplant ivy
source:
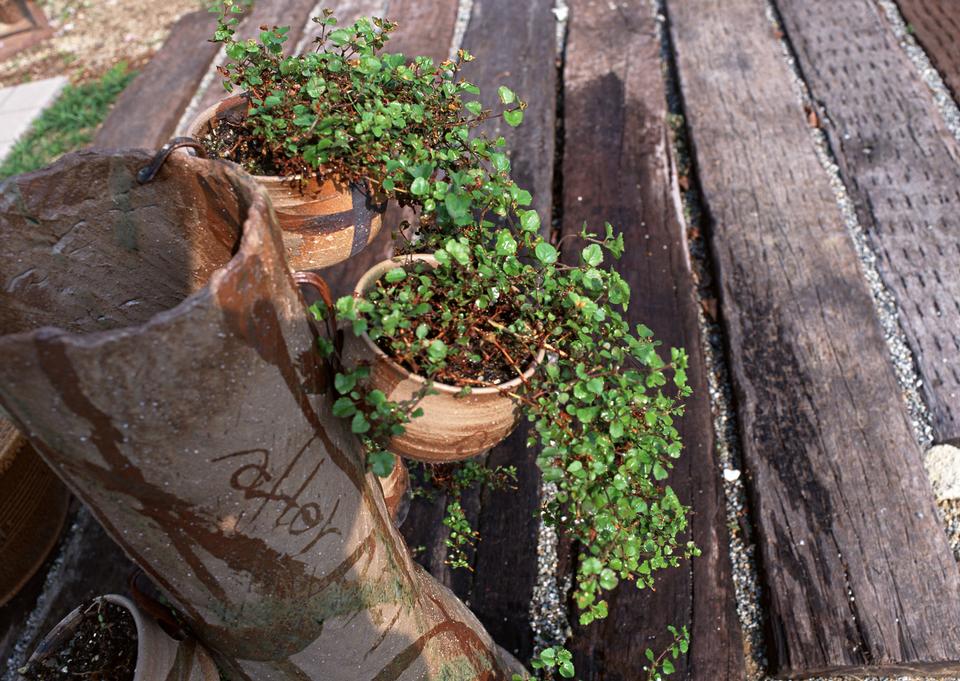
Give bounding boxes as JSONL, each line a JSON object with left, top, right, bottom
{"left": 206, "top": 0, "right": 530, "bottom": 242}
{"left": 331, "top": 218, "right": 698, "bottom": 625}
{"left": 210, "top": 4, "right": 696, "bottom": 678}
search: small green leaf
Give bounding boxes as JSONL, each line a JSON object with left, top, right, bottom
{"left": 369, "top": 450, "right": 395, "bottom": 477}
{"left": 497, "top": 86, "right": 516, "bottom": 104}
{"left": 351, "top": 412, "right": 370, "bottom": 434}
{"left": 495, "top": 230, "right": 517, "bottom": 256}
{"left": 384, "top": 267, "right": 407, "bottom": 283}
{"left": 427, "top": 339, "right": 448, "bottom": 362}
{"left": 534, "top": 242, "right": 558, "bottom": 265}
{"left": 444, "top": 239, "right": 471, "bottom": 266}
{"left": 504, "top": 109, "right": 524, "bottom": 127}
{"left": 334, "top": 372, "right": 356, "bottom": 394}
{"left": 332, "top": 397, "right": 356, "bottom": 418}
{"left": 582, "top": 243, "right": 603, "bottom": 267}
{"left": 520, "top": 210, "right": 541, "bottom": 233}
{"left": 410, "top": 177, "right": 430, "bottom": 196}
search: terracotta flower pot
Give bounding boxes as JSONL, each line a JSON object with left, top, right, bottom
{"left": 342, "top": 255, "right": 544, "bottom": 463}
{"left": 0, "top": 417, "right": 69, "bottom": 607}
{"left": 186, "top": 94, "right": 384, "bottom": 271}
{"left": 22, "top": 595, "right": 218, "bottom": 681}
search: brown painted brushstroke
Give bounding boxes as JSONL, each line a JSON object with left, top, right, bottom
{"left": 0, "top": 150, "right": 517, "bottom": 681}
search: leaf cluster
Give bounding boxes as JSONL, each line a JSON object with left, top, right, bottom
{"left": 270, "top": 8, "right": 702, "bottom": 677}
{"left": 341, "top": 208, "right": 697, "bottom": 625}
{"left": 210, "top": 2, "right": 528, "bottom": 236}
{"left": 412, "top": 461, "right": 517, "bottom": 570}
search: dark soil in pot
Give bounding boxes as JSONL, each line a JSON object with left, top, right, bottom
{"left": 198, "top": 115, "right": 290, "bottom": 178}
{"left": 20, "top": 601, "right": 137, "bottom": 681}
{"left": 370, "top": 263, "right": 539, "bottom": 386}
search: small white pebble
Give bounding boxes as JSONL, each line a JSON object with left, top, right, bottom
{"left": 723, "top": 468, "right": 741, "bottom": 482}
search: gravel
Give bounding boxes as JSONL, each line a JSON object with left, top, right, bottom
{"left": 530, "top": 482, "right": 572, "bottom": 656}
{"left": 652, "top": 1, "right": 772, "bottom": 676}
{"left": 656, "top": 0, "right": 957, "bottom": 677}
{"left": 875, "top": 0, "right": 960, "bottom": 144}
{"left": 449, "top": 0, "right": 473, "bottom": 61}
{"left": 529, "top": 0, "right": 571, "bottom": 658}
{"left": 2, "top": 515, "right": 83, "bottom": 681}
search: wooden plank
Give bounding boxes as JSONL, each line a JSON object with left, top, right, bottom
{"left": 380, "top": 0, "right": 459, "bottom": 62}
{"left": 460, "top": 0, "right": 556, "bottom": 229}
{"left": 774, "top": 0, "right": 960, "bottom": 444}
{"left": 559, "top": 1, "right": 743, "bottom": 679}
{"left": 188, "top": 0, "right": 325, "bottom": 126}
{"left": 666, "top": 0, "right": 960, "bottom": 676}
{"left": 92, "top": 10, "right": 220, "bottom": 150}
{"left": 896, "top": 0, "right": 960, "bottom": 102}
{"left": 319, "top": 0, "right": 458, "bottom": 298}
{"left": 449, "top": 0, "right": 557, "bottom": 662}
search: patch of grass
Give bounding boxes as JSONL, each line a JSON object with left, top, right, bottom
{"left": 0, "top": 64, "right": 136, "bottom": 179}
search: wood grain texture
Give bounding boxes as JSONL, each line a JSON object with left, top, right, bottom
{"left": 666, "top": 0, "right": 960, "bottom": 676}
{"left": 559, "top": 1, "right": 743, "bottom": 679}
{"left": 896, "top": 0, "right": 960, "bottom": 102}
{"left": 451, "top": 0, "right": 557, "bottom": 661}
{"left": 775, "top": 0, "right": 960, "bottom": 445}
{"left": 460, "top": 0, "right": 556, "bottom": 228}
{"left": 92, "top": 10, "right": 220, "bottom": 150}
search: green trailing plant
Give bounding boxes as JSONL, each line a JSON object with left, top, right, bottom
{"left": 408, "top": 461, "right": 517, "bottom": 570}
{"left": 208, "top": 2, "right": 529, "bottom": 241}
{"left": 338, "top": 221, "right": 698, "bottom": 625}
{"left": 644, "top": 626, "right": 690, "bottom": 680}
{"left": 509, "top": 625, "right": 689, "bottom": 680}
{"left": 263, "top": 6, "right": 698, "bottom": 677}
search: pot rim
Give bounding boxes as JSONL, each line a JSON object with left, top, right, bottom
{"left": 0, "top": 151, "right": 272, "bottom": 353}
{"left": 352, "top": 254, "right": 546, "bottom": 396}
{"left": 187, "top": 94, "right": 289, "bottom": 184}
{"left": 102, "top": 595, "right": 149, "bottom": 681}
{"left": 188, "top": 94, "right": 351, "bottom": 189}
{"left": 28, "top": 595, "right": 148, "bottom": 680}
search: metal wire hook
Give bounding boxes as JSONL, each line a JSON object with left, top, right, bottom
{"left": 137, "top": 137, "right": 208, "bottom": 184}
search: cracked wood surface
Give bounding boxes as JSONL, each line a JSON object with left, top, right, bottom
{"left": 446, "top": 0, "right": 557, "bottom": 662}
{"left": 775, "top": 0, "right": 960, "bottom": 444}
{"left": 558, "top": 1, "right": 743, "bottom": 678}
{"left": 667, "top": 0, "right": 960, "bottom": 675}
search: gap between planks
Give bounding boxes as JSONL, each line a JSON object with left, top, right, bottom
{"left": 665, "top": 0, "right": 960, "bottom": 675}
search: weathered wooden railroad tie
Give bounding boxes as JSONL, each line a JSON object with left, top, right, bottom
{"left": 5, "top": 0, "right": 960, "bottom": 678}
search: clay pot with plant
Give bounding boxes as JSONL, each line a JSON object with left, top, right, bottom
{"left": 325, "top": 206, "right": 699, "bottom": 677}
{"left": 188, "top": 3, "right": 530, "bottom": 271}
{"left": 19, "top": 595, "right": 218, "bottom": 681}
{"left": 340, "top": 254, "right": 546, "bottom": 463}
